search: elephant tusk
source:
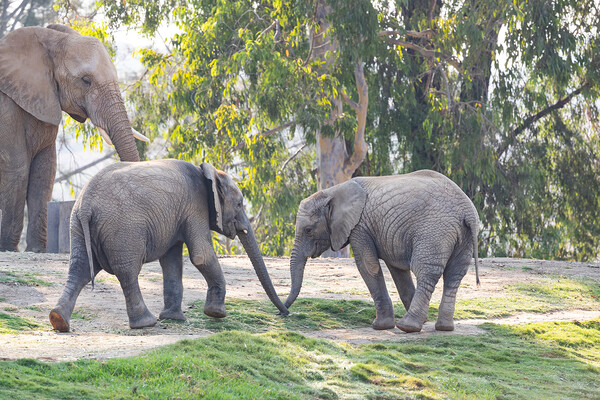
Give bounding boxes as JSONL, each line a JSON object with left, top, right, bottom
{"left": 132, "top": 128, "right": 150, "bottom": 143}
{"left": 96, "top": 127, "right": 113, "bottom": 146}
{"left": 243, "top": 229, "right": 248, "bottom": 234}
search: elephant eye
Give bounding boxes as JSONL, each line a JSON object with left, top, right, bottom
{"left": 305, "top": 227, "right": 312, "bottom": 235}
{"left": 82, "top": 76, "right": 92, "bottom": 85}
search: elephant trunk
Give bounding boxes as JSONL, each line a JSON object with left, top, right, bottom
{"left": 237, "top": 225, "right": 289, "bottom": 315}
{"left": 285, "top": 245, "right": 307, "bottom": 308}
{"left": 91, "top": 84, "right": 140, "bottom": 162}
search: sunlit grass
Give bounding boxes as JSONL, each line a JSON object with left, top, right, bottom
{"left": 2, "top": 319, "right": 600, "bottom": 399}
{"left": 0, "top": 271, "right": 52, "bottom": 287}
{"left": 0, "top": 313, "right": 42, "bottom": 334}
{"left": 164, "top": 298, "right": 376, "bottom": 332}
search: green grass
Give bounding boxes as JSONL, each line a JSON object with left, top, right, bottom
{"left": 0, "top": 313, "right": 42, "bottom": 334}
{"left": 173, "top": 275, "right": 600, "bottom": 333}
{"left": 2, "top": 319, "right": 600, "bottom": 399}
{"left": 445, "top": 276, "right": 600, "bottom": 320}
{"left": 0, "top": 271, "right": 51, "bottom": 287}
{"left": 164, "top": 298, "right": 377, "bottom": 332}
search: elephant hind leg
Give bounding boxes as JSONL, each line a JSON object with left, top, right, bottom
{"left": 397, "top": 260, "right": 444, "bottom": 333}
{"left": 50, "top": 231, "right": 97, "bottom": 332}
{"left": 158, "top": 242, "right": 186, "bottom": 321}
{"left": 114, "top": 263, "right": 156, "bottom": 329}
{"left": 435, "top": 251, "right": 471, "bottom": 331}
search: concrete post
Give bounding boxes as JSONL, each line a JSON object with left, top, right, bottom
{"left": 46, "top": 201, "right": 75, "bottom": 253}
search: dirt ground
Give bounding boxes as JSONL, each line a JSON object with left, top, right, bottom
{"left": 1, "top": 253, "right": 599, "bottom": 361}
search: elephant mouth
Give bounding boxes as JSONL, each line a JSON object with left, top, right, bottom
{"left": 312, "top": 239, "right": 330, "bottom": 258}
{"left": 68, "top": 112, "right": 87, "bottom": 123}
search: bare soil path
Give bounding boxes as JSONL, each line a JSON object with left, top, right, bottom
{"left": 1, "top": 253, "right": 599, "bottom": 361}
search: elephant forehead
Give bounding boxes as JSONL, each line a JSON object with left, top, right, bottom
{"left": 299, "top": 192, "right": 329, "bottom": 214}
{"left": 63, "top": 37, "right": 117, "bottom": 80}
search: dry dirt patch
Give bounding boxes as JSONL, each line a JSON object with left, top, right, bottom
{"left": 0, "top": 253, "right": 599, "bottom": 360}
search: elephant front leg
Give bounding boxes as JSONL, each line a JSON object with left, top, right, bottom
{"left": 396, "top": 263, "right": 443, "bottom": 333}
{"left": 116, "top": 267, "right": 157, "bottom": 329}
{"left": 386, "top": 265, "right": 415, "bottom": 312}
{"left": 190, "top": 249, "right": 227, "bottom": 318}
{"left": 26, "top": 144, "right": 57, "bottom": 252}
{"left": 0, "top": 164, "right": 29, "bottom": 252}
{"left": 354, "top": 242, "right": 395, "bottom": 330}
{"left": 158, "top": 242, "right": 186, "bottom": 321}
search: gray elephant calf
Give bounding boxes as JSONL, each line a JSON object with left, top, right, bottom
{"left": 50, "top": 160, "right": 288, "bottom": 331}
{"left": 285, "top": 170, "right": 479, "bottom": 333}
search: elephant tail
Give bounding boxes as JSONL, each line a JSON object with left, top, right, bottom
{"left": 465, "top": 215, "right": 480, "bottom": 287}
{"left": 79, "top": 212, "right": 95, "bottom": 290}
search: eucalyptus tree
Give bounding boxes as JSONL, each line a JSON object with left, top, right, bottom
{"left": 0, "top": 0, "right": 57, "bottom": 38}
{"left": 85, "top": 0, "right": 600, "bottom": 259}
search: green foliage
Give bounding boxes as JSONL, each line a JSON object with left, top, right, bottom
{"left": 71, "top": 0, "right": 600, "bottom": 258}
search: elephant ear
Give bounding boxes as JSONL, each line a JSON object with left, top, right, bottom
{"left": 323, "top": 180, "right": 368, "bottom": 251}
{"left": 200, "top": 163, "right": 224, "bottom": 232}
{"left": 0, "top": 27, "right": 62, "bottom": 126}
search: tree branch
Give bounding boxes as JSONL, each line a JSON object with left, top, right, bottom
{"left": 379, "top": 31, "right": 462, "bottom": 73}
{"left": 231, "top": 120, "right": 296, "bottom": 152}
{"left": 496, "top": 81, "right": 591, "bottom": 160}
{"left": 256, "top": 20, "right": 276, "bottom": 41}
{"left": 343, "top": 61, "right": 368, "bottom": 175}
{"left": 279, "top": 143, "right": 308, "bottom": 173}
{"left": 55, "top": 150, "right": 116, "bottom": 183}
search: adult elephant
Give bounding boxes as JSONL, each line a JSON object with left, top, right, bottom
{"left": 0, "top": 24, "right": 146, "bottom": 252}
{"left": 285, "top": 170, "right": 480, "bottom": 333}
{"left": 49, "top": 160, "right": 289, "bottom": 331}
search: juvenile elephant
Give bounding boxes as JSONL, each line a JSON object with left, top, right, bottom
{"left": 49, "top": 160, "right": 289, "bottom": 331}
{"left": 285, "top": 170, "right": 480, "bottom": 333}
{"left": 0, "top": 24, "right": 147, "bottom": 252}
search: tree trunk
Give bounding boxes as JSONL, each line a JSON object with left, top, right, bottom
{"left": 312, "top": 0, "right": 369, "bottom": 257}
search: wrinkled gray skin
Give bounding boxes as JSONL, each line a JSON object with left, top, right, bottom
{"left": 286, "top": 170, "right": 480, "bottom": 333}
{"left": 49, "top": 159, "right": 289, "bottom": 331}
{"left": 0, "top": 24, "right": 140, "bottom": 253}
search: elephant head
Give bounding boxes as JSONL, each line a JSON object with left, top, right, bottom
{"left": 201, "top": 163, "right": 289, "bottom": 315}
{"left": 0, "top": 24, "right": 144, "bottom": 161}
{"left": 285, "top": 180, "right": 367, "bottom": 308}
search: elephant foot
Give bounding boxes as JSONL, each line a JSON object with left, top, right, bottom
{"left": 25, "top": 244, "right": 45, "bottom": 253}
{"left": 49, "top": 309, "right": 70, "bottom": 332}
{"left": 372, "top": 308, "right": 396, "bottom": 330}
{"left": 159, "top": 308, "right": 186, "bottom": 321}
{"left": 129, "top": 310, "right": 157, "bottom": 329}
{"left": 372, "top": 316, "right": 395, "bottom": 330}
{"left": 204, "top": 303, "right": 226, "bottom": 318}
{"left": 435, "top": 319, "right": 455, "bottom": 331}
{"left": 396, "top": 314, "right": 424, "bottom": 333}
